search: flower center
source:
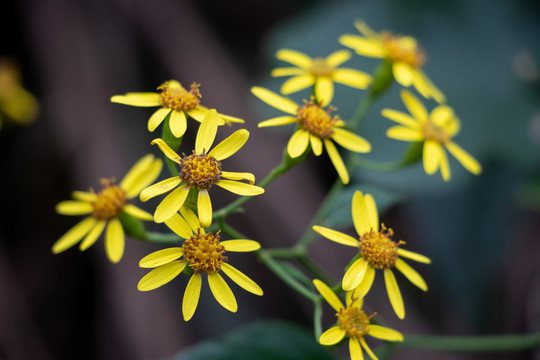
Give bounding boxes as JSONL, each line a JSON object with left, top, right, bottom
{"left": 309, "top": 58, "right": 335, "bottom": 77}
{"left": 297, "top": 99, "right": 338, "bottom": 138}
{"left": 337, "top": 306, "right": 371, "bottom": 338}
{"left": 359, "top": 224, "right": 402, "bottom": 269}
{"left": 179, "top": 151, "right": 222, "bottom": 189}
{"left": 91, "top": 178, "right": 127, "bottom": 219}
{"left": 381, "top": 32, "right": 425, "bottom": 68}
{"left": 182, "top": 230, "right": 227, "bottom": 273}
{"left": 422, "top": 119, "right": 449, "bottom": 144}
{"left": 158, "top": 81, "right": 201, "bottom": 112}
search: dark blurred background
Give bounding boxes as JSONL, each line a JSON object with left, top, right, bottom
{"left": 1, "top": 0, "right": 540, "bottom": 359}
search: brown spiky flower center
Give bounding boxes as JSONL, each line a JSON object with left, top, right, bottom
{"left": 182, "top": 230, "right": 226, "bottom": 273}
{"left": 422, "top": 119, "right": 449, "bottom": 144}
{"left": 158, "top": 81, "right": 201, "bottom": 112}
{"left": 381, "top": 32, "right": 425, "bottom": 68}
{"left": 91, "top": 178, "right": 127, "bottom": 219}
{"left": 359, "top": 224, "right": 402, "bottom": 269}
{"left": 178, "top": 151, "right": 222, "bottom": 189}
{"left": 297, "top": 99, "right": 339, "bottom": 138}
{"left": 309, "top": 58, "right": 335, "bottom": 77}
{"left": 337, "top": 306, "right": 371, "bottom": 338}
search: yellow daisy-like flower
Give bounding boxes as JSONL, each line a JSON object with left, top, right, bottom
{"left": 138, "top": 206, "right": 263, "bottom": 321}
{"left": 52, "top": 154, "right": 163, "bottom": 263}
{"left": 140, "top": 109, "right": 264, "bottom": 226}
{"left": 313, "top": 191, "right": 430, "bottom": 319}
{"left": 271, "top": 49, "right": 371, "bottom": 106}
{"left": 251, "top": 87, "right": 371, "bottom": 184}
{"left": 383, "top": 90, "right": 482, "bottom": 181}
{"left": 313, "top": 279, "right": 403, "bottom": 360}
{"left": 339, "top": 19, "right": 445, "bottom": 103}
{"left": 110, "top": 80, "right": 244, "bottom": 138}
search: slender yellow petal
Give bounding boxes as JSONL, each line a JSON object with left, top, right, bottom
{"left": 183, "top": 272, "right": 202, "bottom": 321}
{"left": 72, "top": 191, "right": 97, "bottom": 202}
{"left": 197, "top": 189, "right": 212, "bottom": 228}
{"left": 386, "top": 126, "right": 424, "bottom": 141}
{"left": 352, "top": 191, "right": 372, "bottom": 236}
{"left": 123, "top": 160, "right": 163, "bottom": 199}
{"left": 220, "top": 171, "right": 255, "bottom": 185}
{"left": 221, "top": 240, "right": 260, "bottom": 252}
{"left": 359, "top": 338, "right": 377, "bottom": 360}
{"left": 353, "top": 264, "right": 375, "bottom": 298}
{"left": 415, "top": 69, "right": 446, "bottom": 103}
{"left": 276, "top": 49, "right": 312, "bottom": 69}
{"left": 312, "top": 225, "right": 358, "bottom": 247}
{"left": 208, "top": 129, "right": 249, "bottom": 161}
{"left": 393, "top": 62, "right": 414, "bottom": 87}
{"left": 343, "top": 258, "right": 369, "bottom": 291}
{"left": 195, "top": 109, "right": 218, "bottom": 154}
{"left": 430, "top": 105, "right": 454, "bottom": 127}
{"left": 217, "top": 180, "right": 264, "bottom": 196}
{"left": 395, "top": 259, "right": 428, "bottom": 291}
{"left": 110, "top": 93, "right": 160, "bottom": 107}
{"left": 354, "top": 19, "right": 379, "bottom": 39}
{"left": 169, "top": 110, "right": 187, "bottom": 138}
{"left": 397, "top": 248, "right": 431, "bottom": 264}
{"left": 79, "top": 219, "right": 106, "bottom": 251}
{"left": 333, "top": 68, "right": 371, "bottom": 88}
{"left": 319, "top": 326, "right": 346, "bottom": 346}
{"left": 439, "top": 149, "right": 451, "bottom": 182}
{"left": 349, "top": 337, "right": 364, "bottom": 360}
{"left": 367, "top": 325, "right": 404, "bottom": 341}
{"left": 446, "top": 141, "right": 482, "bottom": 175}
{"left": 179, "top": 206, "right": 201, "bottom": 233}
{"left": 346, "top": 289, "right": 364, "bottom": 308}
{"left": 384, "top": 269, "right": 405, "bottom": 319}
{"left": 221, "top": 263, "right": 263, "bottom": 295}
{"left": 123, "top": 204, "right": 152, "bottom": 221}
{"left": 138, "top": 260, "right": 187, "bottom": 291}
{"left": 363, "top": 194, "right": 379, "bottom": 231}
{"left": 312, "top": 279, "right": 343, "bottom": 312}
{"left": 310, "top": 134, "right": 323, "bottom": 156}
{"left": 401, "top": 90, "right": 428, "bottom": 122}
{"left": 217, "top": 112, "right": 244, "bottom": 125}
{"left": 287, "top": 129, "right": 310, "bottom": 158}
{"left": 324, "top": 139, "right": 349, "bottom": 184}
{"left": 105, "top": 218, "right": 124, "bottom": 263}
{"left": 326, "top": 50, "right": 351, "bottom": 66}
{"left": 139, "top": 247, "right": 184, "bottom": 268}
{"left": 56, "top": 201, "right": 93, "bottom": 215}
{"left": 150, "top": 138, "right": 181, "bottom": 163}
{"left": 139, "top": 177, "right": 181, "bottom": 202}
{"left": 271, "top": 67, "right": 307, "bottom": 77}
{"left": 120, "top": 154, "right": 159, "bottom": 197}
{"left": 251, "top": 87, "right": 298, "bottom": 115}
{"left": 331, "top": 127, "right": 371, "bottom": 153}
{"left": 185, "top": 107, "right": 208, "bottom": 123}
{"left": 423, "top": 140, "right": 442, "bottom": 175}
{"left": 281, "top": 75, "right": 314, "bottom": 95}
{"left": 381, "top": 109, "right": 420, "bottom": 128}
{"left": 148, "top": 108, "right": 171, "bottom": 132}
{"left": 154, "top": 185, "right": 190, "bottom": 223}
{"left": 164, "top": 213, "right": 193, "bottom": 239}
{"left": 52, "top": 217, "right": 95, "bottom": 254}
{"left": 314, "top": 77, "right": 334, "bottom": 106}
{"left": 258, "top": 116, "right": 297, "bottom": 128}
{"left": 208, "top": 272, "right": 237, "bottom": 312}
{"left": 339, "top": 35, "right": 385, "bottom": 58}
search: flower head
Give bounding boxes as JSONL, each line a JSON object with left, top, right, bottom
{"left": 251, "top": 87, "right": 371, "bottom": 184}
{"left": 52, "top": 154, "right": 163, "bottom": 263}
{"left": 313, "top": 279, "right": 403, "bottom": 360}
{"left": 140, "top": 109, "right": 264, "bottom": 226}
{"left": 110, "top": 80, "right": 244, "bottom": 138}
{"left": 313, "top": 191, "right": 431, "bottom": 319}
{"left": 383, "top": 90, "right": 482, "bottom": 181}
{"left": 339, "top": 20, "right": 445, "bottom": 103}
{"left": 271, "top": 49, "right": 371, "bottom": 106}
{"left": 137, "top": 207, "right": 263, "bottom": 321}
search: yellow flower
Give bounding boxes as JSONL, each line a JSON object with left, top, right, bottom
{"left": 137, "top": 206, "right": 263, "bottom": 321}
{"left": 313, "top": 191, "right": 430, "bottom": 319}
{"left": 271, "top": 49, "right": 371, "bottom": 106}
{"left": 140, "top": 109, "right": 264, "bottom": 226}
{"left": 251, "top": 87, "right": 371, "bottom": 184}
{"left": 339, "top": 20, "right": 445, "bottom": 103}
{"left": 383, "top": 90, "right": 482, "bottom": 181}
{"left": 313, "top": 279, "right": 403, "bottom": 360}
{"left": 110, "top": 80, "right": 244, "bottom": 138}
{"left": 52, "top": 154, "right": 163, "bottom": 263}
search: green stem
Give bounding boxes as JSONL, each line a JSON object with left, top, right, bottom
{"left": 297, "top": 255, "right": 335, "bottom": 285}
{"left": 161, "top": 112, "right": 183, "bottom": 177}
{"left": 313, "top": 297, "right": 323, "bottom": 340}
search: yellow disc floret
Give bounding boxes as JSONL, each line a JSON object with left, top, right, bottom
{"left": 309, "top": 58, "right": 335, "bottom": 78}
{"left": 337, "top": 306, "right": 371, "bottom": 338}
{"left": 182, "top": 230, "right": 227, "bottom": 273}
{"left": 422, "top": 119, "right": 449, "bottom": 144}
{"left": 359, "top": 224, "right": 402, "bottom": 269}
{"left": 91, "top": 178, "right": 127, "bottom": 219}
{"left": 297, "top": 99, "right": 339, "bottom": 138}
{"left": 179, "top": 151, "right": 222, "bottom": 189}
{"left": 158, "top": 81, "right": 201, "bottom": 112}
{"left": 381, "top": 32, "right": 425, "bottom": 68}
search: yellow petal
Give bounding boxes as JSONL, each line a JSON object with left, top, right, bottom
{"left": 367, "top": 325, "right": 403, "bottom": 342}
{"left": 314, "top": 77, "right": 334, "bottom": 106}
{"left": 150, "top": 138, "right": 181, "bottom": 163}
{"left": 359, "top": 338, "right": 376, "bottom": 360}
{"left": 258, "top": 116, "right": 297, "bottom": 128}
{"left": 413, "top": 69, "right": 446, "bottom": 103}
{"left": 138, "top": 260, "right": 187, "bottom": 291}
{"left": 319, "top": 326, "right": 346, "bottom": 346}
{"left": 363, "top": 194, "right": 379, "bottom": 231}
{"left": 183, "top": 273, "right": 202, "bottom": 321}
{"left": 445, "top": 141, "right": 482, "bottom": 175}
{"left": 185, "top": 107, "right": 207, "bottom": 123}
{"left": 148, "top": 108, "right": 171, "bottom": 132}
{"left": 324, "top": 139, "right": 349, "bottom": 184}
{"left": 195, "top": 109, "right": 218, "bottom": 154}
{"left": 384, "top": 269, "right": 405, "bottom": 319}
{"left": 439, "top": 148, "right": 451, "bottom": 182}
{"left": 423, "top": 140, "right": 442, "bottom": 175}
{"left": 339, "top": 35, "right": 385, "bottom": 58}
{"left": 221, "top": 239, "right": 260, "bottom": 252}
{"left": 331, "top": 127, "right": 371, "bottom": 153}
{"left": 312, "top": 225, "right": 358, "bottom": 247}
{"left": 393, "top": 62, "right": 414, "bottom": 87}
{"left": 110, "top": 93, "right": 160, "bottom": 107}
{"left": 312, "top": 279, "right": 343, "bottom": 312}
{"left": 333, "top": 68, "right": 371, "bottom": 89}
{"left": 140, "top": 177, "right": 181, "bottom": 202}
{"left": 276, "top": 49, "right": 312, "bottom": 69}
{"left": 123, "top": 204, "right": 152, "bottom": 221}
{"left": 386, "top": 126, "right": 424, "bottom": 141}
{"left": 72, "top": 191, "right": 97, "bottom": 202}
{"left": 197, "top": 189, "right": 212, "bottom": 228}
{"left": 52, "top": 217, "right": 95, "bottom": 254}
{"left": 164, "top": 213, "right": 193, "bottom": 239}
{"left": 349, "top": 337, "right": 364, "bottom": 360}
{"left": 397, "top": 248, "right": 431, "bottom": 264}
{"left": 395, "top": 259, "right": 428, "bottom": 291}
{"left": 430, "top": 105, "right": 455, "bottom": 127}
{"left": 346, "top": 289, "right": 364, "bottom": 309}
{"left": 154, "top": 185, "right": 190, "bottom": 223}
{"left": 217, "top": 112, "right": 244, "bottom": 125}
{"left": 381, "top": 109, "right": 420, "bottom": 128}
{"left": 354, "top": 19, "right": 379, "bottom": 39}
{"left": 353, "top": 264, "right": 375, "bottom": 298}
{"left": 280, "top": 75, "right": 314, "bottom": 95}
{"left": 179, "top": 206, "right": 201, "bottom": 233}
{"left": 343, "top": 258, "right": 369, "bottom": 291}
{"left": 287, "top": 129, "right": 310, "bottom": 158}
{"left": 79, "top": 219, "right": 106, "bottom": 251}
{"left": 221, "top": 263, "right": 263, "bottom": 295}
{"left": 208, "top": 129, "right": 249, "bottom": 161}
{"left": 310, "top": 134, "right": 323, "bottom": 156}
{"left": 251, "top": 87, "right": 299, "bottom": 115}
{"left": 55, "top": 201, "right": 93, "bottom": 215}
{"left": 401, "top": 90, "right": 428, "bottom": 122}
{"left": 271, "top": 67, "right": 307, "bottom": 77}
{"left": 121, "top": 154, "right": 163, "bottom": 198}
{"left": 105, "top": 218, "right": 124, "bottom": 263}
{"left": 216, "top": 180, "right": 264, "bottom": 196}
{"left": 352, "top": 191, "right": 372, "bottom": 235}
{"left": 326, "top": 50, "right": 352, "bottom": 66}
{"left": 208, "top": 272, "right": 237, "bottom": 312}
{"left": 169, "top": 110, "right": 187, "bottom": 138}
{"left": 139, "top": 247, "right": 184, "bottom": 268}
{"left": 220, "top": 171, "right": 255, "bottom": 185}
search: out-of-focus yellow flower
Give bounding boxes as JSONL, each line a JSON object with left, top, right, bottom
{"left": 313, "top": 191, "right": 430, "bottom": 319}
{"left": 53, "top": 154, "right": 163, "bottom": 263}
{"left": 313, "top": 279, "right": 403, "bottom": 360}
{"left": 251, "top": 87, "right": 371, "bottom": 184}
{"left": 339, "top": 20, "right": 445, "bottom": 103}
{"left": 271, "top": 49, "right": 371, "bottom": 106}
{"left": 138, "top": 206, "right": 263, "bottom": 321}
{"left": 383, "top": 90, "right": 482, "bottom": 181}
{"left": 140, "top": 109, "right": 264, "bottom": 226}
{"left": 111, "top": 80, "right": 244, "bottom": 138}
{"left": 0, "top": 59, "right": 39, "bottom": 129}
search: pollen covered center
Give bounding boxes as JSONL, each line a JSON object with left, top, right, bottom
{"left": 359, "top": 224, "right": 400, "bottom": 269}
{"left": 158, "top": 81, "right": 201, "bottom": 112}
{"left": 91, "top": 178, "right": 127, "bottom": 219}
{"left": 337, "top": 306, "right": 370, "bottom": 338}
{"left": 381, "top": 32, "right": 425, "bottom": 68}
{"left": 297, "top": 99, "right": 338, "bottom": 138}
{"left": 179, "top": 152, "right": 222, "bottom": 189}
{"left": 182, "top": 230, "right": 227, "bottom": 273}
{"left": 309, "top": 58, "right": 335, "bottom": 77}
{"left": 422, "top": 119, "right": 449, "bottom": 144}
